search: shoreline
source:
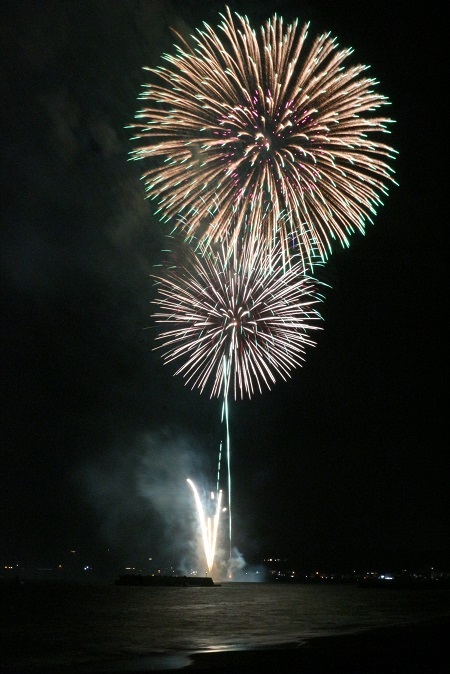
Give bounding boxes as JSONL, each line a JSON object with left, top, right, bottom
{"left": 183, "top": 617, "right": 450, "bottom": 672}
{"left": 4, "top": 616, "right": 449, "bottom": 673}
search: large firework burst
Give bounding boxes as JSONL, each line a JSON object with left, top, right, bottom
{"left": 131, "top": 6, "right": 397, "bottom": 267}
{"left": 151, "top": 233, "right": 326, "bottom": 400}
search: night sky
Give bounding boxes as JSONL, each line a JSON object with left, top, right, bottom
{"left": 1, "top": 0, "right": 446, "bottom": 577}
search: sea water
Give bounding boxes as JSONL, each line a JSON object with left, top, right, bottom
{"left": 1, "top": 580, "right": 449, "bottom": 671}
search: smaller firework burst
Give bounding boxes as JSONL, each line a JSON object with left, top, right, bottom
{"left": 151, "top": 232, "right": 326, "bottom": 400}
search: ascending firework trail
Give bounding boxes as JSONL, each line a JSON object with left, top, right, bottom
{"left": 221, "top": 356, "right": 232, "bottom": 563}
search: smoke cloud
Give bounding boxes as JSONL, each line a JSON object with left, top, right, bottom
{"left": 80, "top": 428, "right": 227, "bottom": 574}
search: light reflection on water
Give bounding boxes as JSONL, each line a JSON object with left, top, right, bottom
{"left": 1, "top": 581, "right": 449, "bottom": 670}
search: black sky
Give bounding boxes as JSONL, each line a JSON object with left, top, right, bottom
{"left": 1, "top": 0, "right": 447, "bottom": 576}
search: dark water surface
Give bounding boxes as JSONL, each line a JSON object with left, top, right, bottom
{"left": 1, "top": 581, "right": 449, "bottom": 671}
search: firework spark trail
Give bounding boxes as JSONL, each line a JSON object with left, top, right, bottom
{"left": 187, "top": 478, "right": 222, "bottom": 573}
{"left": 221, "top": 357, "right": 232, "bottom": 562}
{"left": 213, "top": 356, "right": 232, "bottom": 563}
{"left": 131, "top": 6, "right": 397, "bottom": 267}
{"left": 151, "top": 233, "right": 326, "bottom": 400}
{"left": 215, "top": 440, "right": 222, "bottom": 496}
